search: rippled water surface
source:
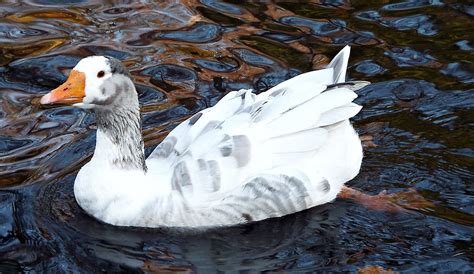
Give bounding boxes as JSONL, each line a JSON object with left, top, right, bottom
{"left": 1, "top": 0, "right": 473, "bottom": 272}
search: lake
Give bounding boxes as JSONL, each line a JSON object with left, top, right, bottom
{"left": 0, "top": 1, "right": 473, "bottom": 272}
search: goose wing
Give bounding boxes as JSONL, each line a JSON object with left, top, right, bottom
{"left": 147, "top": 46, "right": 367, "bottom": 223}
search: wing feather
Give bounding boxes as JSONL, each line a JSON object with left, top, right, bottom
{"left": 146, "top": 46, "right": 367, "bottom": 225}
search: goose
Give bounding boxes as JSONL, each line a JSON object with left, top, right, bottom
{"left": 40, "top": 46, "right": 369, "bottom": 228}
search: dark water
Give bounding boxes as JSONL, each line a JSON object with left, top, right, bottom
{"left": 0, "top": 0, "right": 473, "bottom": 272}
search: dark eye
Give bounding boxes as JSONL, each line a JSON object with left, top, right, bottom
{"left": 97, "top": 71, "right": 105, "bottom": 78}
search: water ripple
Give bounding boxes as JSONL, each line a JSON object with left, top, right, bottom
{"left": 138, "top": 22, "right": 223, "bottom": 45}
{"left": 385, "top": 47, "right": 437, "bottom": 67}
{"left": 0, "top": 0, "right": 473, "bottom": 272}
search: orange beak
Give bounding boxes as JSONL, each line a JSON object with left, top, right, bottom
{"left": 40, "top": 70, "right": 86, "bottom": 105}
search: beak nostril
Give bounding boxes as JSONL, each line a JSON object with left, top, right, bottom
{"left": 42, "top": 70, "right": 85, "bottom": 105}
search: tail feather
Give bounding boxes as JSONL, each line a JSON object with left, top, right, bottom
{"left": 263, "top": 127, "right": 328, "bottom": 154}
{"left": 327, "top": 45, "right": 350, "bottom": 83}
{"left": 251, "top": 46, "right": 364, "bottom": 167}
{"left": 315, "top": 103, "right": 362, "bottom": 128}
{"left": 265, "top": 68, "right": 334, "bottom": 96}
{"left": 260, "top": 87, "right": 358, "bottom": 138}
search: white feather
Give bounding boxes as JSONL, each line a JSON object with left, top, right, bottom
{"left": 263, "top": 128, "right": 328, "bottom": 154}
{"left": 327, "top": 45, "right": 350, "bottom": 83}
{"left": 316, "top": 103, "right": 362, "bottom": 127}
{"left": 73, "top": 46, "right": 367, "bottom": 228}
{"left": 260, "top": 87, "right": 357, "bottom": 137}
{"left": 264, "top": 68, "right": 334, "bottom": 97}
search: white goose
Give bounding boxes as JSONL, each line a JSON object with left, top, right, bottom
{"left": 40, "top": 46, "right": 368, "bottom": 228}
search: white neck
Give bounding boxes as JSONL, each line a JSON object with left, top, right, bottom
{"left": 93, "top": 106, "right": 147, "bottom": 172}
{"left": 73, "top": 74, "right": 178, "bottom": 227}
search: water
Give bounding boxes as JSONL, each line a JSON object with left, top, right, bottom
{"left": 0, "top": 0, "right": 473, "bottom": 272}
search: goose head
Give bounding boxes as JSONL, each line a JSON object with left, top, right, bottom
{"left": 40, "top": 56, "right": 136, "bottom": 110}
{"left": 40, "top": 56, "right": 146, "bottom": 172}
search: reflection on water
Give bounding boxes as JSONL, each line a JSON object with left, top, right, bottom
{"left": 0, "top": 0, "right": 473, "bottom": 272}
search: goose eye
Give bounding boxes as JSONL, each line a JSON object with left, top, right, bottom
{"left": 97, "top": 71, "right": 105, "bottom": 78}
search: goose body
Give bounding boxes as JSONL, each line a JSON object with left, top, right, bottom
{"left": 41, "top": 46, "right": 366, "bottom": 228}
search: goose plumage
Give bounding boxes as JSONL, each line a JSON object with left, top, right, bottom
{"left": 40, "top": 46, "right": 367, "bottom": 228}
